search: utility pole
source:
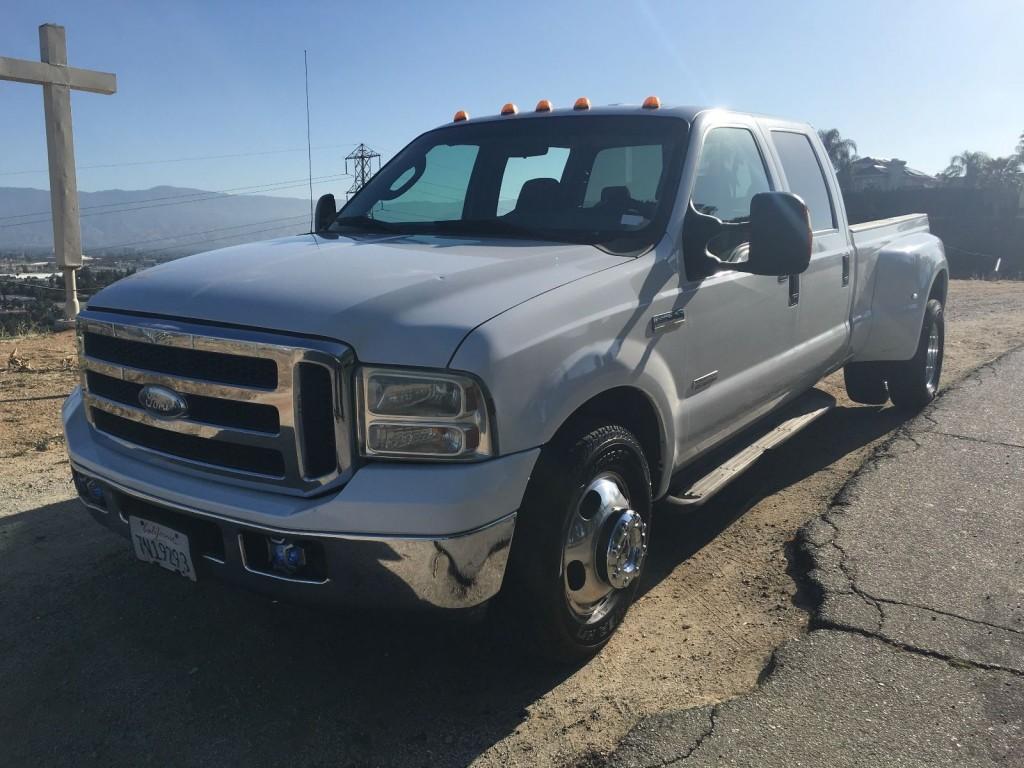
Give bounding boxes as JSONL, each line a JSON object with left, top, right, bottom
{"left": 345, "top": 143, "right": 381, "bottom": 198}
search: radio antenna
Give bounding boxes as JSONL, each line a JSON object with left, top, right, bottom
{"left": 304, "top": 49, "right": 313, "bottom": 232}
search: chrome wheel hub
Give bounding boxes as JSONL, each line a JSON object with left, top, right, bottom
{"left": 563, "top": 472, "right": 648, "bottom": 619}
{"left": 925, "top": 320, "right": 940, "bottom": 392}
{"left": 605, "top": 510, "right": 646, "bottom": 589}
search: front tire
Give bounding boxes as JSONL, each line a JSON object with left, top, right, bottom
{"left": 499, "top": 424, "right": 652, "bottom": 663}
{"left": 887, "top": 298, "right": 944, "bottom": 411}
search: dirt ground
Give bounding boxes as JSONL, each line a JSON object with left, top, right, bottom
{"left": 2, "top": 279, "right": 1023, "bottom": 767}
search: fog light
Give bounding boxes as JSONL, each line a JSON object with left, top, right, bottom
{"left": 268, "top": 537, "right": 306, "bottom": 575}
{"left": 73, "top": 470, "right": 107, "bottom": 509}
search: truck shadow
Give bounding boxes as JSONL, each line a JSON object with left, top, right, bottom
{"left": 642, "top": 400, "right": 907, "bottom": 592}
{"left": 0, "top": 401, "right": 905, "bottom": 767}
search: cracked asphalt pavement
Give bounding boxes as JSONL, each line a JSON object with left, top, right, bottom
{"left": 605, "top": 347, "right": 1024, "bottom": 767}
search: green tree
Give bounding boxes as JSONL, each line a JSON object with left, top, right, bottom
{"left": 1017, "top": 131, "right": 1024, "bottom": 162}
{"left": 941, "top": 150, "right": 991, "bottom": 184}
{"left": 817, "top": 128, "right": 858, "bottom": 174}
{"left": 980, "top": 155, "right": 1023, "bottom": 187}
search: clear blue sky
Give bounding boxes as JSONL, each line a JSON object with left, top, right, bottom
{"left": 2, "top": 0, "right": 1022, "bottom": 200}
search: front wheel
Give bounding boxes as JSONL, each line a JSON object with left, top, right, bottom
{"left": 887, "top": 298, "right": 944, "bottom": 411}
{"left": 499, "top": 424, "right": 652, "bottom": 663}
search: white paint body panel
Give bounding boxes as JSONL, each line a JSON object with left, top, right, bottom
{"left": 89, "top": 234, "right": 624, "bottom": 369}
{"left": 848, "top": 215, "right": 947, "bottom": 362}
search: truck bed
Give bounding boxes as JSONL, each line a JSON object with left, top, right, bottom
{"left": 849, "top": 213, "right": 930, "bottom": 248}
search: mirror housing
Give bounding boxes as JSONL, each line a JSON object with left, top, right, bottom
{"left": 314, "top": 193, "right": 337, "bottom": 233}
{"left": 745, "top": 192, "right": 812, "bottom": 276}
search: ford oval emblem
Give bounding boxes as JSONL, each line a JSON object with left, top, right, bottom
{"left": 138, "top": 384, "right": 189, "bottom": 420}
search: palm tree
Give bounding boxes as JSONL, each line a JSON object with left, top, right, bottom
{"left": 817, "top": 129, "right": 858, "bottom": 174}
{"left": 942, "top": 150, "right": 991, "bottom": 185}
{"left": 980, "top": 155, "right": 1023, "bottom": 186}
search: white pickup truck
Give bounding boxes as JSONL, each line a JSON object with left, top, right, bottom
{"left": 64, "top": 100, "right": 947, "bottom": 661}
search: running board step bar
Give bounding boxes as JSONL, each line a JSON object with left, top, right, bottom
{"left": 663, "top": 389, "right": 835, "bottom": 508}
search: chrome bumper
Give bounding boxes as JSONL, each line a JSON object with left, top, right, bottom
{"left": 63, "top": 386, "right": 537, "bottom": 609}
{"left": 72, "top": 463, "right": 516, "bottom": 610}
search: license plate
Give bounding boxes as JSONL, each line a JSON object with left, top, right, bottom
{"left": 129, "top": 517, "right": 196, "bottom": 582}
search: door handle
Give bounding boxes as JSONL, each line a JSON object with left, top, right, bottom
{"left": 788, "top": 274, "right": 799, "bottom": 306}
{"left": 842, "top": 253, "right": 851, "bottom": 286}
{"left": 651, "top": 308, "right": 686, "bottom": 333}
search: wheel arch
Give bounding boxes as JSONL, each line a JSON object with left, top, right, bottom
{"left": 929, "top": 268, "right": 948, "bottom": 304}
{"left": 549, "top": 386, "right": 667, "bottom": 498}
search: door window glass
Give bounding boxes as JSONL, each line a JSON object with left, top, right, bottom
{"left": 770, "top": 131, "right": 837, "bottom": 231}
{"left": 691, "top": 128, "right": 771, "bottom": 222}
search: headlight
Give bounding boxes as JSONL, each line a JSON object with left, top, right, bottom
{"left": 357, "top": 367, "right": 494, "bottom": 460}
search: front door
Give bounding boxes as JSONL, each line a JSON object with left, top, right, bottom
{"left": 666, "top": 123, "right": 800, "bottom": 464}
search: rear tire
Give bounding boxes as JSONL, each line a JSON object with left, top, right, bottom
{"left": 887, "top": 298, "right": 944, "bottom": 411}
{"left": 843, "top": 362, "right": 889, "bottom": 405}
{"left": 498, "top": 423, "right": 652, "bottom": 663}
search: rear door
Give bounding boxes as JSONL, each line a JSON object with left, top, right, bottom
{"left": 764, "top": 125, "right": 854, "bottom": 379}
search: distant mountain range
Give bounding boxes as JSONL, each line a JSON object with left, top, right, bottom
{"left": 0, "top": 186, "right": 314, "bottom": 257}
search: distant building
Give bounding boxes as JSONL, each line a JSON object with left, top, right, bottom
{"left": 844, "top": 157, "right": 936, "bottom": 192}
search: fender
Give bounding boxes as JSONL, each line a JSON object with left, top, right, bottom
{"left": 450, "top": 256, "right": 681, "bottom": 499}
{"left": 852, "top": 231, "right": 947, "bottom": 363}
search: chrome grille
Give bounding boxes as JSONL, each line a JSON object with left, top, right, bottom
{"left": 77, "top": 311, "right": 354, "bottom": 495}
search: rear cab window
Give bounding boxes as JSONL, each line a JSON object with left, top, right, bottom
{"left": 769, "top": 130, "right": 837, "bottom": 232}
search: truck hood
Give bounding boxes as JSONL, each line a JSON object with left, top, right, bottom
{"left": 89, "top": 233, "right": 624, "bottom": 367}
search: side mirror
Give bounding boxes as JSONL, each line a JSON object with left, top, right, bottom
{"left": 314, "top": 194, "right": 337, "bottom": 233}
{"left": 745, "top": 192, "right": 812, "bottom": 276}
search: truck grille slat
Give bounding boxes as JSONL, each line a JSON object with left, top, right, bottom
{"left": 84, "top": 332, "right": 277, "bottom": 388}
{"left": 86, "top": 370, "right": 280, "bottom": 434}
{"left": 77, "top": 314, "right": 354, "bottom": 495}
{"left": 92, "top": 410, "right": 286, "bottom": 477}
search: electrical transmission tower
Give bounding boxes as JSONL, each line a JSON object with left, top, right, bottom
{"left": 345, "top": 143, "right": 382, "bottom": 197}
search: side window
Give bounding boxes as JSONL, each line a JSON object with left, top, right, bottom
{"left": 497, "top": 147, "right": 570, "bottom": 215}
{"left": 770, "top": 131, "right": 836, "bottom": 232}
{"left": 691, "top": 128, "right": 771, "bottom": 222}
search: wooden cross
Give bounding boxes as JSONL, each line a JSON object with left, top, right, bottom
{"left": 0, "top": 24, "right": 116, "bottom": 322}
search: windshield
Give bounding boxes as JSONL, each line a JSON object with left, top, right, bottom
{"left": 332, "top": 115, "right": 689, "bottom": 254}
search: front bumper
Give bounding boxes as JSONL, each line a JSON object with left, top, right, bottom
{"left": 63, "top": 388, "right": 538, "bottom": 610}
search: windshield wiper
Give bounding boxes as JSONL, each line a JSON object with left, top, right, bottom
{"left": 441, "top": 219, "right": 597, "bottom": 244}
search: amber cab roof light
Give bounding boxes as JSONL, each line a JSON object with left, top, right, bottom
{"left": 535, "top": 99, "right": 553, "bottom": 112}
{"left": 573, "top": 97, "right": 591, "bottom": 111}
{"left": 453, "top": 110, "right": 469, "bottom": 122}
{"left": 642, "top": 95, "right": 661, "bottom": 109}
{"left": 500, "top": 102, "right": 519, "bottom": 116}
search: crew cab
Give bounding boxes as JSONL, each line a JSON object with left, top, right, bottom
{"left": 63, "top": 99, "right": 947, "bottom": 660}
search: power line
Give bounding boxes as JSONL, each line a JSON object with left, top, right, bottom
{"left": 0, "top": 173, "right": 351, "bottom": 228}
{"left": 0, "top": 277, "right": 93, "bottom": 296}
{"left": 85, "top": 214, "right": 309, "bottom": 252}
{"left": 0, "top": 172, "right": 351, "bottom": 222}
{"left": 0, "top": 143, "right": 361, "bottom": 177}
{"left": 138, "top": 221, "right": 311, "bottom": 255}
